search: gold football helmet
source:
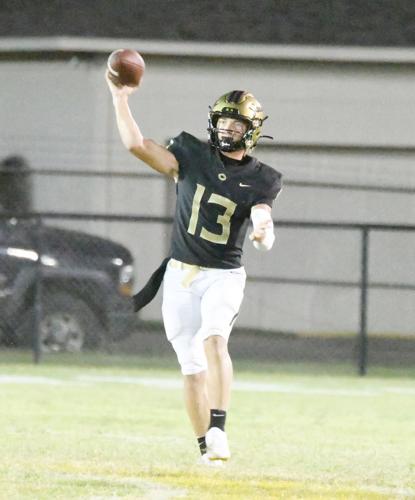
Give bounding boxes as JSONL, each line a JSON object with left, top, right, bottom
{"left": 208, "top": 90, "right": 267, "bottom": 152}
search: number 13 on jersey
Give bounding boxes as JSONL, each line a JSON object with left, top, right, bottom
{"left": 187, "top": 184, "right": 237, "bottom": 245}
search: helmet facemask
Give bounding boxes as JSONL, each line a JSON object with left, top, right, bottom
{"left": 209, "top": 114, "right": 252, "bottom": 152}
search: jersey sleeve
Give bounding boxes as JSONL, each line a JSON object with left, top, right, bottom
{"left": 254, "top": 169, "right": 283, "bottom": 208}
{"left": 166, "top": 132, "right": 189, "bottom": 176}
{"left": 167, "top": 132, "right": 185, "bottom": 163}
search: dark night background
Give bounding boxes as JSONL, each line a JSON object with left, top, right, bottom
{"left": 1, "top": 0, "right": 415, "bottom": 46}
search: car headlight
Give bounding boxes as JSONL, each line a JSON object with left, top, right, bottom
{"left": 118, "top": 264, "right": 134, "bottom": 296}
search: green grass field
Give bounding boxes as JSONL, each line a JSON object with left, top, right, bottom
{"left": 1, "top": 351, "right": 414, "bottom": 499}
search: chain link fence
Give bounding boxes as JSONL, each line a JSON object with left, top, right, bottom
{"left": 1, "top": 159, "right": 414, "bottom": 374}
{"left": 1, "top": 211, "right": 415, "bottom": 373}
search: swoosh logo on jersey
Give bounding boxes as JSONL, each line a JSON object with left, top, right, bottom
{"left": 239, "top": 182, "right": 251, "bottom": 187}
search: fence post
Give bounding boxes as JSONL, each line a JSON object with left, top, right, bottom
{"left": 32, "top": 216, "right": 42, "bottom": 364}
{"left": 358, "top": 228, "right": 369, "bottom": 376}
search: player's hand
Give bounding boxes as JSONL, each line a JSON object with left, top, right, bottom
{"left": 105, "top": 70, "right": 137, "bottom": 99}
{"left": 249, "top": 219, "right": 272, "bottom": 242}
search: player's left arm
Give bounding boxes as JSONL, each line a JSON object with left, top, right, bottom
{"left": 249, "top": 204, "right": 275, "bottom": 251}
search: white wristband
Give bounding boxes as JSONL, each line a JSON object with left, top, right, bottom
{"left": 250, "top": 207, "right": 275, "bottom": 251}
{"left": 253, "top": 231, "right": 275, "bottom": 251}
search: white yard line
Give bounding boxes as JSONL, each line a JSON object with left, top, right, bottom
{"left": 1, "top": 373, "right": 413, "bottom": 398}
{"left": 76, "top": 374, "right": 392, "bottom": 397}
{"left": 0, "top": 375, "right": 67, "bottom": 385}
{"left": 0, "top": 374, "right": 93, "bottom": 386}
{"left": 77, "top": 374, "right": 182, "bottom": 389}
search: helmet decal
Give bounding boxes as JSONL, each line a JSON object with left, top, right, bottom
{"left": 227, "top": 90, "right": 246, "bottom": 103}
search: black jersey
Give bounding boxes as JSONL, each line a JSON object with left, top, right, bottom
{"left": 167, "top": 132, "right": 282, "bottom": 269}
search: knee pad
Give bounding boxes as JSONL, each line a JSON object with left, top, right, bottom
{"left": 170, "top": 335, "right": 207, "bottom": 375}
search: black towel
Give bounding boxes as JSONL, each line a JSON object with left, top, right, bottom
{"left": 132, "top": 257, "right": 170, "bottom": 312}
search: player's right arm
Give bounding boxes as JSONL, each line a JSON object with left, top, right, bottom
{"left": 106, "top": 72, "right": 179, "bottom": 179}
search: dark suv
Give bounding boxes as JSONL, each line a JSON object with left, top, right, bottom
{"left": 0, "top": 156, "right": 136, "bottom": 352}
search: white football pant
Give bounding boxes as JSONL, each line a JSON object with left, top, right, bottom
{"left": 162, "top": 259, "right": 246, "bottom": 375}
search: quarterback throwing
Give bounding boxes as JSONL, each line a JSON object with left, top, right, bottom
{"left": 106, "top": 73, "right": 282, "bottom": 465}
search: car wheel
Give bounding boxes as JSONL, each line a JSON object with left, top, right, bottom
{"left": 18, "top": 291, "right": 105, "bottom": 353}
{"left": 40, "top": 291, "right": 104, "bottom": 353}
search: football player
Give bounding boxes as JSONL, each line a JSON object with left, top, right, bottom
{"left": 106, "top": 74, "right": 282, "bottom": 465}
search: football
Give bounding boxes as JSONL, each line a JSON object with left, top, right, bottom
{"left": 107, "top": 49, "right": 145, "bottom": 87}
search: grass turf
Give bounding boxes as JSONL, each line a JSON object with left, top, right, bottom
{"left": 0, "top": 351, "right": 414, "bottom": 499}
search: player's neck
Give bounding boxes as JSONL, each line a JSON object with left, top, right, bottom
{"left": 220, "top": 149, "right": 246, "bottom": 161}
